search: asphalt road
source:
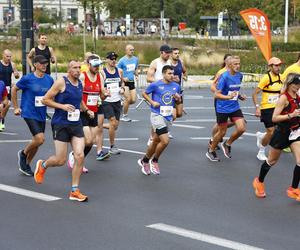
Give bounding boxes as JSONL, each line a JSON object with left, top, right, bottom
{"left": 0, "top": 88, "right": 299, "bottom": 250}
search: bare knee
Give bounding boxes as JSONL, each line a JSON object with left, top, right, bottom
{"left": 74, "top": 152, "right": 84, "bottom": 163}
{"left": 34, "top": 134, "right": 45, "bottom": 146}
{"left": 56, "top": 157, "right": 67, "bottom": 166}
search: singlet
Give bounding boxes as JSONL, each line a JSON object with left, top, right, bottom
{"left": 82, "top": 72, "right": 101, "bottom": 113}
{"left": 52, "top": 76, "right": 83, "bottom": 125}
{"left": 103, "top": 67, "right": 122, "bottom": 103}
{"left": 117, "top": 56, "right": 139, "bottom": 82}
{"left": 172, "top": 59, "right": 184, "bottom": 85}
{"left": 153, "top": 58, "right": 170, "bottom": 81}
{"left": 35, "top": 46, "right": 51, "bottom": 74}
{"left": 0, "top": 61, "right": 13, "bottom": 87}
{"left": 258, "top": 72, "right": 283, "bottom": 110}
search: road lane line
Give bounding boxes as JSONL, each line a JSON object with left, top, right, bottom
{"left": 191, "top": 137, "right": 243, "bottom": 140}
{"left": 103, "top": 138, "right": 139, "bottom": 141}
{"left": 93, "top": 145, "right": 145, "bottom": 155}
{"left": 175, "top": 119, "right": 259, "bottom": 123}
{"left": 0, "top": 184, "right": 61, "bottom": 202}
{"left": 0, "top": 132, "right": 18, "bottom": 135}
{"left": 243, "top": 132, "right": 257, "bottom": 137}
{"left": 172, "top": 124, "right": 204, "bottom": 129}
{"left": 146, "top": 223, "right": 264, "bottom": 250}
{"left": 0, "top": 139, "right": 31, "bottom": 143}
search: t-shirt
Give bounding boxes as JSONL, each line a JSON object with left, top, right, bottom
{"left": 282, "top": 63, "right": 300, "bottom": 81}
{"left": 16, "top": 73, "right": 54, "bottom": 121}
{"left": 0, "top": 81, "right": 8, "bottom": 102}
{"left": 257, "top": 72, "right": 283, "bottom": 109}
{"left": 216, "top": 71, "right": 243, "bottom": 113}
{"left": 145, "top": 80, "right": 181, "bottom": 121}
{"left": 117, "top": 56, "right": 139, "bottom": 82}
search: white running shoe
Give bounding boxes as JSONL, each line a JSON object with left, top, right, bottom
{"left": 168, "top": 132, "right": 173, "bottom": 139}
{"left": 67, "top": 151, "right": 88, "bottom": 173}
{"left": 257, "top": 150, "right": 267, "bottom": 161}
{"left": 256, "top": 132, "right": 265, "bottom": 148}
{"left": 120, "top": 115, "right": 132, "bottom": 122}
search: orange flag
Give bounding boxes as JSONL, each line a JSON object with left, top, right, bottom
{"left": 240, "top": 8, "right": 272, "bottom": 61}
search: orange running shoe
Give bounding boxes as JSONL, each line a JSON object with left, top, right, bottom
{"left": 252, "top": 177, "right": 266, "bottom": 198}
{"left": 69, "top": 189, "right": 88, "bottom": 202}
{"left": 286, "top": 187, "right": 300, "bottom": 200}
{"left": 34, "top": 160, "right": 46, "bottom": 184}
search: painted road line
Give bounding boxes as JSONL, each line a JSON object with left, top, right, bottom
{"left": 190, "top": 137, "right": 243, "bottom": 140}
{"left": 243, "top": 132, "right": 257, "bottom": 137}
{"left": 103, "top": 138, "right": 139, "bottom": 141}
{"left": 0, "top": 132, "right": 18, "bottom": 135}
{"left": 182, "top": 106, "right": 256, "bottom": 110}
{"left": 174, "top": 119, "right": 259, "bottom": 123}
{"left": 172, "top": 124, "right": 204, "bottom": 129}
{"left": 0, "top": 184, "right": 61, "bottom": 202}
{"left": 93, "top": 145, "right": 145, "bottom": 155}
{"left": 146, "top": 223, "right": 264, "bottom": 250}
{"left": 0, "top": 139, "right": 31, "bottom": 143}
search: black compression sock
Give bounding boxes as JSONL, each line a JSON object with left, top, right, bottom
{"left": 291, "top": 165, "right": 300, "bottom": 189}
{"left": 84, "top": 145, "right": 92, "bottom": 157}
{"left": 142, "top": 156, "right": 149, "bottom": 163}
{"left": 152, "top": 157, "right": 158, "bottom": 163}
{"left": 258, "top": 160, "right": 271, "bottom": 183}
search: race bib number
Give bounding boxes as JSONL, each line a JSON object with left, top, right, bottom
{"left": 107, "top": 82, "right": 120, "bottom": 93}
{"left": 126, "top": 64, "right": 136, "bottom": 72}
{"left": 35, "top": 96, "right": 45, "bottom": 107}
{"left": 228, "top": 91, "right": 239, "bottom": 101}
{"left": 160, "top": 106, "right": 173, "bottom": 117}
{"left": 268, "top": 95, "right": 279, "bottom": 104}
{"left": 289, "top": 127, "right": 300, "bottom": 141}
{"left": 67, "top": 109, "right": 80, "bottom": 121}
{"left": 87, "top": 95, "right": 98, "bottom": 106}
{"left": 6, "top": 86, "right": 10, "bottom": 94}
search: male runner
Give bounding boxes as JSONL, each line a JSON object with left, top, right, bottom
{"left": 206, "top": 56, "right": 246, "bottom": 161}
{"left": 34, "top": 60, "right": 88, "bottom": 202}
{"left": 0, "top": 49, "right": 20, "bottom": 129}
{"left": 252, "top": 57, "right": 283, "bottom": 161}
{"left": 138, "top": 65, "right": 181, "bottom": 175}
{"left": 118, "top": 44, "right": 139, "bottom": 122}
{"left": 0, "top": 80, "right": 8, "bottom": 131}
{"left": 11, "top": 55, "right": 53, "bottom": 176}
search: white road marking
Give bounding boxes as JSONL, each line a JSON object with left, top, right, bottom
{"left": 0, "top": 132, "right": 18, "bottom": 135}
{"left": 0, "top": 184, "right": 61, "bottom": 202}
{"left": 190, "top": 137, "right": 243, "bottom": 140}
{"left": 172, "top": 124, "right": 204, "bottom": 129}
{"left": 243, "top": 132, "right": 257, "bottom": 137}
{"left": 175, "top": 119, "right": 259, "bottom": 123}
{"left": 103, "top": 138, "right": 139, "bottom": 141}
{"left": 184, "top": 106, "right": 255, "bottom": 110}
{"left": 146, "top": 223, "right": 264, "bottom": 250}
{"left": 0, "top": 139, "right": 31, "bottom": 143}
{"left": 93, "top": 145, "right": 145, "bottom": 155}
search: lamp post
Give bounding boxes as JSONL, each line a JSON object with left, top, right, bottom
{"left": 160, "top": 0, "right": 164, "bottom": 40}
{"left": 284, "top": 0, "right": 289, "bottom": 43}
{"left": 59, "top": 0, "right": 62, "bottom": 30}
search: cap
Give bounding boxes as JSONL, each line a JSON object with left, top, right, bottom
{"left": 33, "top": 55, "right": 48, "bottom": 64}
{"left": 106, "top": 52, "right": 118, "bottom": 60}
{"left": 160, "top": 44, "right": 172, "bottom": 53}
{"left": 88, "top": 55, "right": 102, "bottom": 67}
{"left": 268, "top": 57, "right": 283, "bottom": 66}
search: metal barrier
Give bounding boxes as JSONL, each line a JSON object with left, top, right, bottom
{"left": 135, "top": 64, "right": 150, "bottom": 109}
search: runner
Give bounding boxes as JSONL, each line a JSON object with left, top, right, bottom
{"left": 206, "top": 56, "right": 246, "bottom": 162}
{"left": 0, "top": 80, "right": 8, "bottom": 130}
{"left": 138, "top": 65, "right": 181, "bottom": 175}
{"left": 11, "top": 55, "right": 53, "bottom": 176}
{"left": 27, "top": 33, "right": 56, "bottom": 75}
{"left": 252, "top": 57, "right": 283, "bottom": 161}
{"left": 34, "top": 60, "right": 88, "bottom": 202}
{"left": 68, "top": 55, "right": 110, "bottom": 171}
{"left": 118, "top": 44, "right": 139, "bottom": 122}
{"left": 252, "top": 73, "right": 300, "bottom": 201}
{"left": 0, "top": 49, "right": 20, "bottom": 130}
{"left": 169, "top": 47, "right": 187, "bottom": 118}
{"left": 146, "top": 44, "right": 172, "bottom": 144}
{"left": 101, "top": 52, "right": 125, "bottom": 154}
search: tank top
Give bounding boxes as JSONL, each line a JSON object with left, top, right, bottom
{"left": 103, "top": 67, "right": 121, "bottom": 103}
{"left": 35, "top": 46, "right": 51, "bottom": 74}
{"left": 82, "top": 71, "right": 101, "bottom": 113}
{"left": 0, "top": 61, "right": 13, "bottom": 87}
{"left": 172, "top": 59, "right": 183, "bottom": 85}
{"left": 52, "top": 76, "right": 83, "bottom": 125}
{"left": 154, "top": 58, "right": 170, "bottom": 81}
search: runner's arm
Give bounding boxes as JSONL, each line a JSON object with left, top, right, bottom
{"left": 272, "top": 95, "right": 295, "bottom": 123}
{"left": 146, "top": 61, "right": 156, "bottom": 83}
{"left": 26, "top": 48, "right": 35, "bottom": 71}
{"left": 12, "top": 62, "right": 20, "bottom": 79}
{"left": 182, "top": 61, "right": 188, "bottom": 81}
{"left": 11, "top": 84, "right": 21, "bottom": 115}
{"left": 49, "top": 47, "right": 56, "bottom": 64}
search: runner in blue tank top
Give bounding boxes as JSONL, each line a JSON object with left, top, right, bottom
{"left": 34, "top": 60, "right": 88, "bottom": 202}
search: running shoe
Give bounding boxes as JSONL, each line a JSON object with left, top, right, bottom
{"left": 256, "top": 150, "right": 267, "bottom": 161}
{"left": 208, "top": 139, "right": 220, "bottom": 150}
{"left": 168, "top": 132, "right": 173, "bottom": 139}
{"left": 286, "top": 187, "right": 300, "bottom": 201}
{"left": 110, "top": 145, "right": 121, "bottom": 155}
{"left": 69, "top": 189, "right": 88, "bottom": 202}
{"left": 18, "top": 150, "right": 33, "bottom": 176}
{"left": 252, "top": 177, "right": 266, "bottom": 198}
{"left": 221, "top": 140, "right": 231, "bottom": 158}
{"left": 67, "top": 151, "right": 89, "bottom": 173}
{"left": 96, "top": 149, "right": 111, "bottom": 161}
{"left": 34, "top": 160, "right": 46, "bottom": 184}
{"left": 137, "top": 159, "right": 150, "bottom": 175}
{"left": 120, "top": 114, "right": 132, "bottom": 122}
{"left": 46, "top": 113, "right": 52, "bottom": 121}
{"left": 256, "top": 131, "right": 265, "bottom": 148}
{"left": 0, "top": 122, "right": 5, "bottom": 131}
{"left": 149, "top": 159, "right": 160, "bottom": 175}
{"left": 206, "top": 150, "right": 220, "bottom": 162}
{"left": 283, "top": 147, "right": 291, "bottom": 153}
{"left": 147, "top": 137, "right": 153, "bottom": 146}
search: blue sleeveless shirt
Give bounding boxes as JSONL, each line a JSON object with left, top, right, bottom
{"left": 173, "top": 59, "right": 183, "bottom": 85}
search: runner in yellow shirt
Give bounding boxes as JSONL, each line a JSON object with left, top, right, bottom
{"left": 252, "top": 57, "right": 283, "bottom": 160}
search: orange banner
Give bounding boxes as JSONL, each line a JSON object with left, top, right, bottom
{"left": 240, "top": 8, "right": 272, "bottom": 61}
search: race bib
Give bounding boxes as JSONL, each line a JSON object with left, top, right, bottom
{"left": 160, "top": 106, "right": 173, "bottom": 117}
{"left": 87, "top": 95, "right": 98, "bottom": 106}
{"left": 67, "top": 109, "right": 80, "bottom": 121}
{"left": 107, "top": 82, "right": 120, "bottom": 93}
{"left": 228, "top": 91, "right": 239, "bottom": 101}
{"left": 126, "top": 64, "right": 136, "bottom": 72}
{"left": 268, "top": 95, "right": 279, "bottom": 104}
{"left": 35, "top": 96, "right": 45, "bottom": 107}
{"left": 6, "top": 86, "right": 10, "bottom": 94}
{"left": 289, "top": 127, "right": 300, "bottom": 141}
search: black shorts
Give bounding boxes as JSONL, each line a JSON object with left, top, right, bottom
{"left": 51, "top": 124, "right": 84, "bottom": 142}
{"left": 24, "top": 118, "right": 45, "bottom": 136}
{"left": 216, "top": 109, "right": 244, "bottom": 125}
{"left": 269, "top": 127, "right": 300, "bottom": 150}
{"left": 124, "top": 81, "right": 135, "bottom": 90}
{"left": 80, "top": 112, "right": 98, "bottom": 127}
{"left": 260, "top": 108, "right": 275, "bottom": 128}
{"left": 102, "top": 101, "right": 122, "bottom": 120}
{"left": 97, "top": 105, "right": 104, "bottom": 115}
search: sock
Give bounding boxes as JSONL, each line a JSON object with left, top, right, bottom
{"left": 84, "top": 145, "right": 92, "bottom": 157}
{"left": 71, "top": 186, "right": 79, "bottom": 192}
{"left": 291, "top": 165, "right": 300, "bottom": 189}
{"left": 152, "top": 157, "right": 158, "bottom": 163}
{"left": 258, "top": 160, "right": 271, "bottom": 183}
{"left": 110, "top": 144, "right": 114, "bottom": 148}
{"left": 142, "top": 156, "right": 149, "bottom": 163}
{"left": 42, "top": 161, "right": 47, "bottom": 169}
{"left": 97, "top": 149, "right": 102, "bottom": 154}
{"left": 259, "top": 146, "right": 265, "bottom": 153}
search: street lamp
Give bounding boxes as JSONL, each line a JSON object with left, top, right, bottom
{"left": 160, "top": 0, "right": 164, "bottom": 40}
{"left": 284, "top": 0, "right": 288, "bottom": 43}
